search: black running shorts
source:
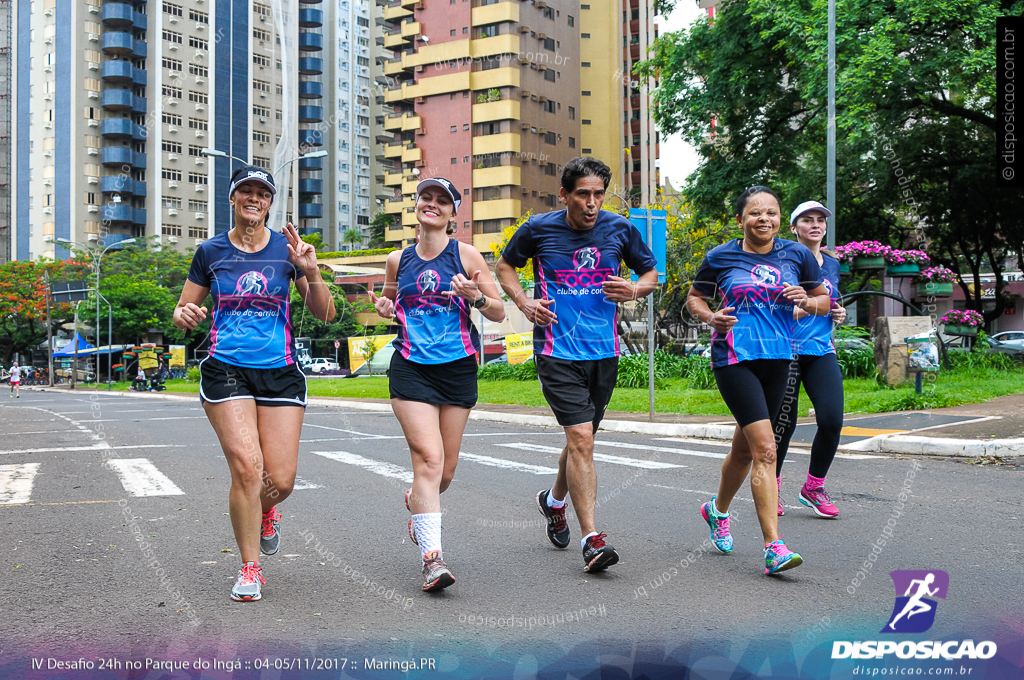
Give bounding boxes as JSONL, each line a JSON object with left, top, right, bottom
{"left": 199, "top": 356, "right": 307, "bottom": 407}
{"left": 713, "top": 359, "right": 792, "bottom": 428}
{"left": 535, "top": 354, "right": 619, "bottom": 431}
{"left": 388, "top": 352, "right": 478, "bottom": 409}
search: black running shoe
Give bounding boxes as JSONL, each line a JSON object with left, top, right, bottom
{"left": 582, "top": 533, "right": 619, "bottom": 573}
{"left": 536, "top": 489, "right": 570, "bottom": 548}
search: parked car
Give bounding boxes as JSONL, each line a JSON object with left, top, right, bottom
{"left": 485, "top": 353, "right": 508, "bottom": 366}
{"left": 307, "top": 357, "right": 341, "bottom": 374}
{"left": 990, "top": 331, "right": 1024, "bottom": 352}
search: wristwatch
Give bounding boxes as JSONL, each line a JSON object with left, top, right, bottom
{"left": 472, "top": 293, "right": 488, "bottom": 309}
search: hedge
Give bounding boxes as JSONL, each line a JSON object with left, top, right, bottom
{"left": 317, "top": 248, "right": 397, "bottom": 259}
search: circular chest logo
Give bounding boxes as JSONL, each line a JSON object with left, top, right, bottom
{"left": 750, "top": 264, "right": 781, "bottom": 287}
{"left": 417, "top": 269, "right": 440, "bottom": 293}
{"left": 573, "top": 247, "right": 601, "bottom": 271}
{"left": 236, "top": 271, "right": 269, "bottom": 296}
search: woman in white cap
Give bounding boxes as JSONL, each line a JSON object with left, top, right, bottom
{"left": 369, "top": 177, "right": 505, "bottom": 592}
{"left": 172, "top": 165, "right": 336, "bottom": 602}
{"left": 773, "top": 200, "right": 847, "bottom": 518}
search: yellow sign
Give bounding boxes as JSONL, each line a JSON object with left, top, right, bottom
{"left": 169, "top": 345, "right": 186, "bottom": 368}
{"left": 505, "top": 332, "right": 534, "bottom": 365}
{"left": 348, "top": 334, "right": 398, "bottom": 372}
{"left": 137, "top": 345, "right": 161, "bottom": 371}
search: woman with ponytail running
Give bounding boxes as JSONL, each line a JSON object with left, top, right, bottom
{"left": 773, "top": 201, "right": 846, "bottom": 519}
{"left": 686, "top": 186, "right": 831, "bottom": 575}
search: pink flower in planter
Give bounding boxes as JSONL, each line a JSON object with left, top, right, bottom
{"left": 886, "top": 249, "right": 931, "bottom": 266}
{"left": 838, "top": 241, "right": 893, "bottom": 259}
{"left": 939, "top": 309, "right": 984, "bottom": 327}
{"left": 914, "top": 266, "right": 958, "bottom": 283}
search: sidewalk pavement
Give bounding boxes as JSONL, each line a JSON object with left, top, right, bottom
{"left": 29, "top": 386, "right": 1024, "bottom": 459}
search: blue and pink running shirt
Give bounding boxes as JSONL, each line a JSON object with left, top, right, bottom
{"left": 500, "top": 209, "right": 658, "bottom": 361}
{"left": 792, "top": 251, "right": 840, "bottom": 356}
{"left": 186, "top": 229, "right": 305, "bottom": 369}
{"left": 393, "top": 238, "right": 481, "bottom": 365}
{"left": 692, "top": 238, "right": 823, "bottom": 368}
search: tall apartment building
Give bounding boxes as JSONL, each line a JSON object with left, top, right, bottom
{"left": 579, "top": 0, "right": 659, "bottom": 206}
{"left": 9, "top": 0, "right": 372, "bottom": 261}
{"left": 0, "top": 0, "right": 11, "bottom": 263}
{"left": 375, "top": 0, "right": 581, "bottom": 253}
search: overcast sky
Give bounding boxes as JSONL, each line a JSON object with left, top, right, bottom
{"left": 655, "top": 1, "right": 704, "bottom": 192}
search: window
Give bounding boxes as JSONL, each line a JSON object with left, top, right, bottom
{"left": 188, "top": 145, "right": 204, "bottom": 157}
{"left": 188, "top": 118, "right": 207, "bottom": 131}
{"left": 582, "top": 147, "right": 592, "bottom": 154}
{"left": 188, "top": 172, "right": 208, "bottom": 185}
{"left": 253, "top": 130, "right": 271, "bottom": 143}
{"left": 464, "top": 155, "right": 470, "bottom": 163}
{"left": 84, "top": 192, "right": 97, "bottom": 205}
{"left": 451, "top": 126, "right": 457, "bottom": 133}
{"left": 569, "top": 106, "right": 575, "bottom": 120}
{"left": 542, "top": 7, "right": 553, "bottom": 19}
{"left": 253, "top": 28, "right": 271, "bottom": 41}
{"left": 189, "top": 91, "right": 207, "bottom": 104}
{"left": 463, "top": 26, "right": 469, "bottom": 33}
{"left": 189, "top": 200, "right": 208, "bottom": 212}
{"left": 162, "top": 141, "right": 182, "bottom": 153}
{"left": 189, "top": 9, "right": 209, "bottom": 23}
{"left": 543, "top": 100, "right": 555, "bottom": 113}
{"left": 84, "top": 49, "right": 101, "bottom": 63}
{"left": 568, "top": 15, "right": 574, "bottom": 26}
{"left": 189, "top": 36, "right": 208, "bottom": 50}
{"left": 544, "top": 195, "right": 557, "bottom": 207}
{"left": 581, "top": 62, "right": 591, "bottom": 67}
{"left": 253, "top": 54, "right": 270, "bottom": 68}
{"left": 582, "top": 120, "right": 592, "bottom": 125}
{"left": 84, "top": 221, "right": 100, "bottom": 234}
{"left": 582, "top": 90, "right": 591, "bottom": 96}
{"left": 479, "top": 23, "right": 500, "bottom": 38}
{"left": 253, "top": 104, "right": 270, "bottom": 117}
{"left": 450, "top": 29, "right": 456, "bottom": 36}
{"left": 188, "top": 226, "right": 208, "bottom": 239}
{"left": 83, "top": 106, "right": 99, "bottom": 120}
{"left": 463, "top": 124, "right": 470, "bottom": 130}
{"left": 569, "top": 136, "right": 575, "bottom": 149}
{"left": 162, "top": 224, "right": 182, "bottom": 237}
{"left": 544, "top": 69, "right": 555, "bottom": 82}
{"left": 581, "top": 33, "right": 590, "bottom": 38}
{"left": 162, "top": 29, "right": 183, "bottom": 44}
{"left": 162, "top": 85, "right": 182, "bottom": 99}
{"left": 163, "top": 112, "right": 182, "bottom": 126}
{"left": 189, "top": 64, "right": 208, "bottom": 78}
{"left": 84, "top": 21, "right": 101, "bottom": 34}
{"left": 162, "top": 2, "right": 183, "bottom": 17}
{"left": 544, "top": 131, "right": 556, "bottom": 145}
{"left": 275, "top": 110, "right": 283, "bottom": 120}
{"left": 544, "top": 162, "right": 557, "bottom": 176}
{"left": 253, "top": 79, "right": 271, "bottom": 92}
{"left": 84, "top": 164, "right": 100, "bottom": 177}
{"left": 162, "top": 168, "right": 182, "bottom": 181}
{"left": 543, "top": 37, "right": 554, "bottom": 50}
{"left": 275, "top": 84, "right": 283, "bottom": 95}
{"left": 451, "top": 158, "right": 457, "bottom": 164}
{"left": 254, "top": 3, "right": 270, "bottom": 18}
{"left": 162, "top": 57, "right": 183, "bottom": 72}
{"left": 253, "top": 156, "right": 271, "bottom": 170}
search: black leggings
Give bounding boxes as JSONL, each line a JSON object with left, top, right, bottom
{"left": 713, "top": 360, "right": 792, "bottom": 429}
{"left": 773, "top": 353, "right": 844, "bottom": 479}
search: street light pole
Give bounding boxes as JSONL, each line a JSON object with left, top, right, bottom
{"left": 826, "top": 0, "right": 837, "bottom": 249}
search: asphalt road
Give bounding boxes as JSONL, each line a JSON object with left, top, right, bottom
{"left": 1, "top": 390, "right": 1022, "bottom": 677}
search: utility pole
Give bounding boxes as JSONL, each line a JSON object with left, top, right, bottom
{"left": 44, "top": 272, "right": 53, "bottom": 387}
{"left": 826, "top": 0, "right": 837, "bottom": 248}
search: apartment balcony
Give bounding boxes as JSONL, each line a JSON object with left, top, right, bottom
{"left": 132, "top": 95, "right": 147, "bottom": 113}
{"left": 132, "top": 11, "right": 147, "bottom": 31}
{"left": 473, "top": 198, "right": 520, "bottom": 221}
{"left": 102, "top": 204, "right": 134, "bottom": 223}
{"left": 133, "top": 180, "right": 147, "bottom": 197}
{"left": 132, "top": 151, "right": 147, "bottom": 169}
{"left": 101, "top": 87, "right": 134, "bottom": 111}
{"left": 299, "top": 0, "right": 323, "bottom": 4}
{"left": 100, "top": 59, "right": 134, "bottom": 83}
{"left": 298, "top": 105, "right": 323, "bottom": 123}
{"left": 132, "top": 67, "right": 147, "bottom": 86}
{"left": 299, "top": 129, "right": 323, "bottom": 146}
{"left": 472, "top": 132, "right": 520, "bottom": 156}
{"left": 298, "top": 57, "right": 323, "bottom": 75}
{"left": 298, "top": 8, "right": 323, "bottom": 27}
{"left": 299, "top": 179, "right": 323, "bottom": 195}
{"left": 299, "top": 226, "right": 323, "bottom": 238}
{"left": 298, "top": 156, "right": 322, "bottom": 169}
{"left": 101, "top": 31, "right": 134, "bottom": 56}
{"left": 101, "top": 117, "right": 134, "bottom": 138}
{"left": 383, "top": 4, "right": 413, "bottom": 20}
{"left": 299, "top": 81, "right": 323, "bottom": 99}
{"left": 133, "top": 123, "right": 147, "bottom": 140}
{"left": 132, "top": 208, "right": 147, "bottom": 225}
{"left": 472, "top": 99, "right": 520, "bottom": 123}
{"left": 101, "top": 2, "right": 134, "bottom": 28}
{"left": 383, "top": 171, "right": 404, "bottom": 186}
{"left": 470, "top": 2, "right": 518, "bottom": 26}
{"left": 298, "top": 203, "right": 323, "bottom": 218}
{"left": 473, "top": 165, "right": 520, "bottom": 187}
{"left": 132, "top": 40, "right": 147, "bottom": 58}
{"left": 101, "top": 175, "right": 134, "bottom": 194}
{"left": 299, "top": 32, "right": 323, "bottom": 51}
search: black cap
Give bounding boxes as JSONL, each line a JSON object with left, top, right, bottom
{"left": 229, "top": 165, "right": 277, "bottom": 198}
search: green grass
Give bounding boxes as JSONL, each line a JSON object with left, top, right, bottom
{"left": 99, "top": 364, "right": 1024, "bottom": 415}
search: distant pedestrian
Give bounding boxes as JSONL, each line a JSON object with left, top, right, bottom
{"left": 9, "top": 361, "right": 20, "bottom": 398}
{"left": 173, "top": 166, "right": 336, "bottom": 602}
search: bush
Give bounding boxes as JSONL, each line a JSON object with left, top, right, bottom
{"left": 876, "top": 390, "right": 958, "bottom": 412}
{"left": 617, "top": 353, "right": 668, "bottom": 389}
{"left": 947, "top": 349, "right": 1021, "bottom": 372}
{"left": 478, "top": 360, "right": 537, "bottom": 382}
{"left": 184, "top": 366, "right": 200, "bottom": 383}
{"left": 836, "top": 346, "right": 876, "bottom": 378}
{"left": 685, "top": 356, "right": 717, "bottom": 389}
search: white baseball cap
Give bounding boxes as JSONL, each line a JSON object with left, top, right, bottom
{"left": 790, "top": 200, "right": 832, "bottom": 225}
{"left": 416, "top": 177, "right": 462, "bottom": 215}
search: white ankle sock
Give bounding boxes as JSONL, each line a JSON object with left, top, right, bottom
{"left": 581, "top": 531, "right": 598, "bottom": 549}
{"left": 412, "top": 512, "right": 443, "bottom": 558}
{"left": 546, "top": 489, "right": 566, "bottom": 509}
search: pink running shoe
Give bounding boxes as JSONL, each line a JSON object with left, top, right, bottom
{"left": 799, "top": 484, "right": 839, "bottom": 518}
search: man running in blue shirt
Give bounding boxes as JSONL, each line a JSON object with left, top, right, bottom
{"left": 496, "top": 157, "right": 659, "bottom": 573}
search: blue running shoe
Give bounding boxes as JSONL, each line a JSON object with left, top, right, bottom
{"left": 764, "top": 537, "right": 803, "bottom": 575}
{"left": 701, "top": 497, "right": 733, "bottom": 553}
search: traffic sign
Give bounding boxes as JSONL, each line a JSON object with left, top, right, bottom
{"left": 334, "top": 339, "right": 341, "bottom": 349}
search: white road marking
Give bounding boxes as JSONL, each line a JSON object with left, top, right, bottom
{"left": 4, "top": 429, "right": 81, "bottom": 436}
{"left": 302, "top": 423, "right": 391, "bottom": 438}
{"left": 0, "top": 443, "right": 188, "bottom": 456}
{"left": 0, "top": 463, "right": 41, "bottom": 505}
{"left": 595, "top": 440, "right": 727, "bottom": 460}
{"left": 293, "top": 476, "right": 322, "bottom": 490}
{"left": 458, "top": 452, "right": 558, "bottom": 475}
{"left": 497, "top": 443, "right": 685, "bottom": 470}
{"left": 310, "top": 451, "right": 414, "bottom": 483}
{"left": 106, "top": 458, "right": 186, "bottom": 497}
{"left": 298, "top": 432, "right": 564, "bottom": 444}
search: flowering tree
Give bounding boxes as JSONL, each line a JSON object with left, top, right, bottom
{"left": 0, "top": 260, "right": 85, "bottom": 363}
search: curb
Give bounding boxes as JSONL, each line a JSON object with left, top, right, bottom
{"left": 23, "top": 387, "right": 1022, "bottom": 457}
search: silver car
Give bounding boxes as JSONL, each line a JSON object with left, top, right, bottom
{"left": 990, "top": 331, "right": 1024, "bottom": 352}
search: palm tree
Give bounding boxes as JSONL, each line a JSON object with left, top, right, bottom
{"left": 341, "top": 228, "right": 362, "bottom": 251}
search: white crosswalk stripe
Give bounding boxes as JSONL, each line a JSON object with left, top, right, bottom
{"left": 497, "top": 443, "right": 686, "bottom": 470}
{"left": 0, "top": 463, "right": 40, "bottom": 505}
{"left": 458, "top": 452, "right": 557, "bottom": 475}
{"left": 595, "top": 439, "right": 727, "bottom": 460}
{"left": 310, "top": 451, "right": 415, "bottom": 483}
{"left": 106, "top": 458, "right": 186, "bottom": 497}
